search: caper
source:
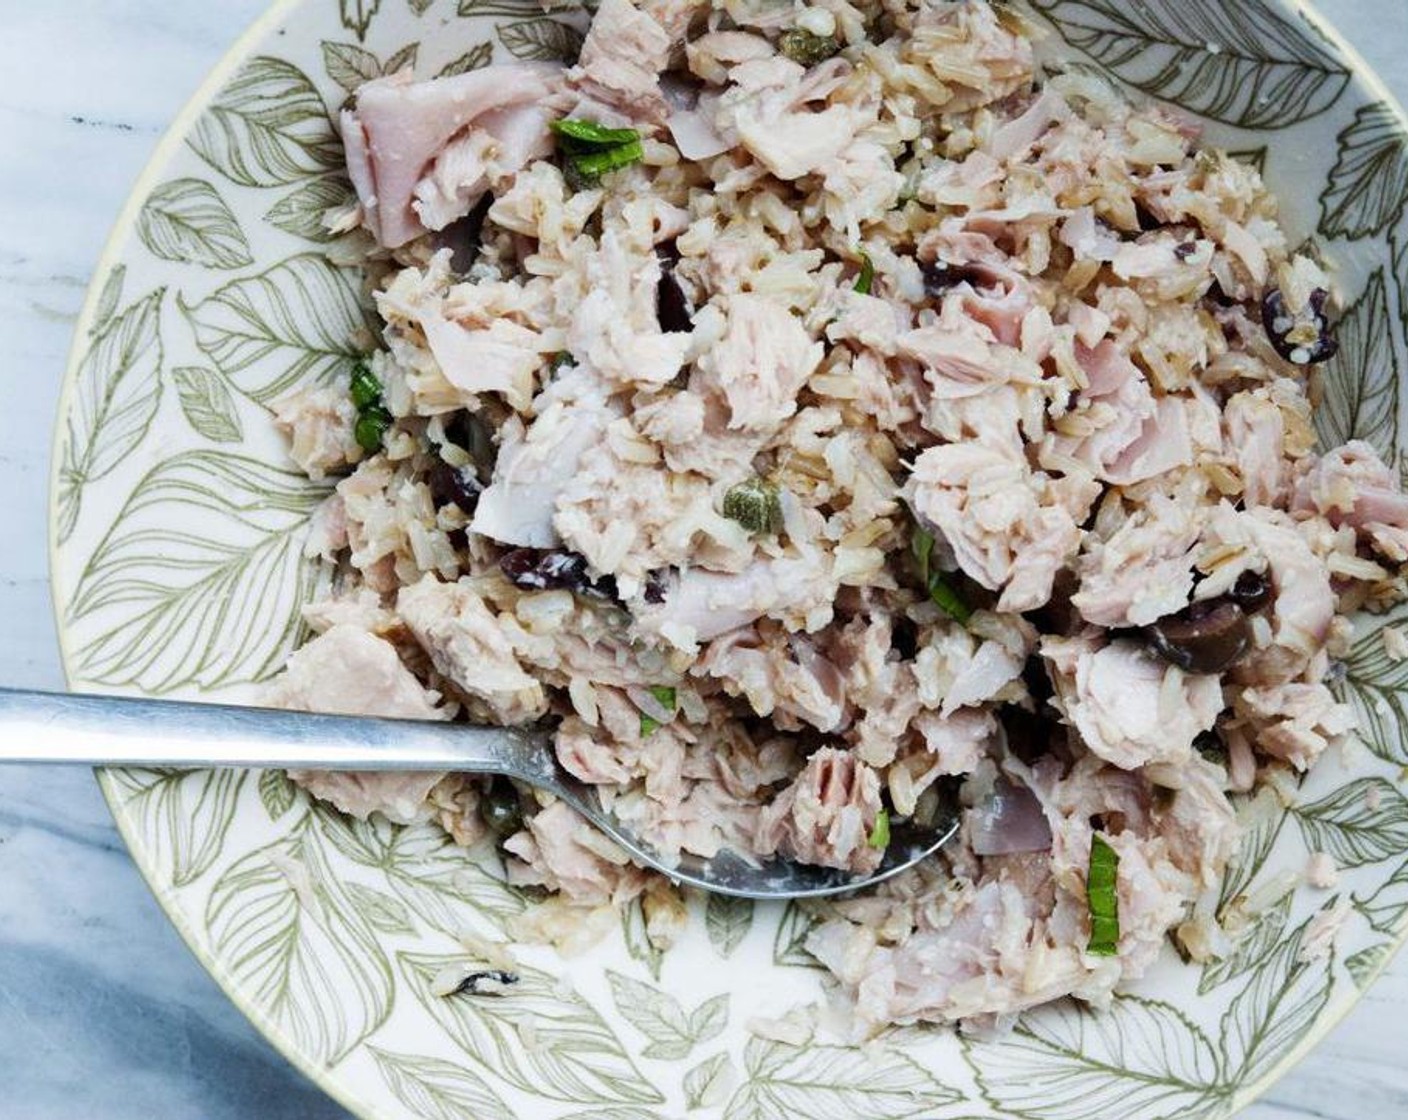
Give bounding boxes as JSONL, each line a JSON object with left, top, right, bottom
{"left": 722, "top": 478, "right": 784, "bottom": 535}
{"left": 778, "top": 28, "right": 840, "bottom": 67}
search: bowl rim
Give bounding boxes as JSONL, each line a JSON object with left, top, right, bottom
{"left": 43, "top": 1, "right": 1408, "bottom": 1117}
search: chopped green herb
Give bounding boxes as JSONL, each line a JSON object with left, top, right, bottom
{"left": 549, "top": 351, "right": 574, "bottom": 375}
{"left": 648, "top": 685, "right": 677, "bottom": 711}
{"left": 640, "top": 714, "right": 662, "bottom": 737}
{"left": 349, "top": 361, "right": 382, "bottom": 409}
{"left": 723, "top": 477, "right": 784, "bottom": 535}
{"left": 570, "top": 138, "right": 645, "bottom": 183}
{"left": 778, "top": 27, "right": 841, "bottom": 67}
{"left": 909, "top": 520, "right": 970, "bottom": 623}
{"left": 912, "top": 524, "right": 936, "bottom": 586}
{"left": 928, "top": 574, "right": 971, "bottom": 624}
{"left": 853, "top": 250, "right": 875, "bottom": 295}
{"left": 552, "top": 118, "right": 644, "bottom": 189}
{"left": 550, "top": 118, "right": 642, "bottom": 147}
{"left": 1086, "top": 834, "right": 1120, "bottom": 956}
{"left": 354, "top": 403, "right": 392, "bottom": 453}
{"left": 868, "top": 808, "right": 891, "bottom": 850}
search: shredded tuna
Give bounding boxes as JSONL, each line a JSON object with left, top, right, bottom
{"left": 270, "top": 0, "right": 1407, "bottom": 1035}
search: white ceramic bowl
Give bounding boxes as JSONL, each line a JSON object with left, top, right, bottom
{"left": 49, "top": 2, "right": 1408, "bottom": 1116}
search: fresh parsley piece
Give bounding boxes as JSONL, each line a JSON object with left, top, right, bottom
{"left": 1086, "top": 834, "right": 1120, "bottom": 956}
{"left": 552, "top": 118, "right": 644, "bottom": 189}
{"left": 868, "top": 808, "right": 891, "bottom": 850}
{"left": 354, "top": 404, "right": 392, "bottom": 453}
{"left": 853, "top": 249, "right": 875, "bottom": 295}
{"left": 911, "top": 522, "right": 971, "bottom": 623}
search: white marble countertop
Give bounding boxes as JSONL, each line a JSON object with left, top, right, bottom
{"left": 1, "top": 2, "right": 1406, "bottom": 1117}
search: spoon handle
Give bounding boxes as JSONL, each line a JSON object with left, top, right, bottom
{"left": 0, "top": 686, "right": 555, "bottom": 780}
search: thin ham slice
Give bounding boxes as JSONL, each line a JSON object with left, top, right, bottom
{"left": 341, "top": 63, "right": 562, "bottom": 248}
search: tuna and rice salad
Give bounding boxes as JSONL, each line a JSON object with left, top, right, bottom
{"left": 263, "top": 0, "right": 1408, "bottom": 1033}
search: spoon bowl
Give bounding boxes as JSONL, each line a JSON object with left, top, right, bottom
{"left": 0, "top": 686, "right": 955, "bottom": 900}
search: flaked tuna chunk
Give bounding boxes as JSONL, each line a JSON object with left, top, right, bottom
{"left": 632, "top": 552, "right": 836, "bottom": 650}
{"left": 1234, "top": 681, "right": 1355, "bottom": 771}
{"left": 270, "top": 385, "right": 362, "bottom": 481}
{"left": 805, "top": 869, "right": 1088, "bottom": 1031}
{"left": 472, "top": 367, "right": 620, "bottom": 547}
{"left": 267, "top": 624, "right": 445, "bottom": 720}
{"left": 1153, "top": 756, "right": 1239, "bottom": 888}
{"left": 568, "top": 228, "right": 692, "bottom": 388}
{"left": 1224, "top": 388, "right": 1289, "bottom": 506}
{"left": 1072, "top": 492, "right": 1204, "bottom": 628}
{"left": 691, "top": 294, "right": 822, "bottom": 433}
{"left": 397, "top": 575, "right": 547, "bottom": 724}
{"left": 286, "top": 770, "right": 449, "bottom": 826}
{"left": 1236, "top": 510, "right": 1337, "bottom": 684}
{"left": 267, "top": 625, "right": 449, "bottom": 823}
{"left": 504, "top": 801, "right": 649, "bottom": 907}
{"left": 1043, "top": 635, "right": 1221, "bottom": 769}
{"left": 904, "top": 443, "right": 1081, "bottom": 612}
{"left": 1047, "top": 340, "right": 1193, "bottom": 485}
{"left": 719, "top": 56, "right": 865, "bottom": 180}
{"left": 341, "top": 63, "right": 562, "bottom": 248}
{"left": 701, "top": 627, "right": 848, "bottom": 732}
{"left": 418, "top": 306, "right": 546, "bottom": 412}
{"left": 1294, "top": 440, "right": 1408, "bottom": 561}
{"left": 569, "top": 0, "right": 673, "bottom": 128}
{"left": 755, "top": 748, "right": 885, "bottom": 873}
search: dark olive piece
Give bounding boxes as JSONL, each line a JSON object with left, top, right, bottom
{"left": 443, "top": 410, "right": 497, "bottom": 483}
{"left": 1144, "top": 600, "right": 1252, "bottom": 674}
{"left": 1261, "top": 286, "right": 1338, "bottom": 366}
{"left": 431, "top": 194, "right": 493, "bottom": 275}
{"left": 643, "top": 570, "right": 668, "bottom": 604}
{"left": 657, "top": 268, "right": 693, "bottom": 333}
{"left": 479, "top": 778, "right": 524, "bottom": 838}
{"left": 1227, "top": 569, "right": 1273, "bottom": 613}
{"left": 499, "top": 548, "right": 619, "bottom": 601}
{"left": 920, "top": 259, "right": 985, "bottom": 298}
{"left": 427, "top": 459, "right": 484, "bottom": 513}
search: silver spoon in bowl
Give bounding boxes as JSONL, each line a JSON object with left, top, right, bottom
{"left": 0, "top": 686, "right": 957, "bottom": 900}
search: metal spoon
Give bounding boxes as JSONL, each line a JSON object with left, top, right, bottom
{"left": 0, "top": 686, "right": 956, "bottom": 900}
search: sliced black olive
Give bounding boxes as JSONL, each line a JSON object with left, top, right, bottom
{"left": 1144, "top": 600, "right": 1252, "bottom": 674}
{"left": 427, "top": 459, "right": 484, "bottom": 513}
{"left": 921, "top": 260, "right": 984, "bottom": 298}
{"left": 1227, "top": 569, "right": 1272, "bottom": 613}
{"left": 657, "top": 268, "right": 693, "bottom": 333}
{"left": 643, "top": 569, "right": 669, "bottom": 604}
{"left": 479, "top": 777, "right": 524, "bottom": 838}
{"left": 1261, "top": 286, "right": 1338, "bottom": 366}
{"left": 431, "top": 195, "right": 493, "bottom": 275}
{"left": 499, "top": 548, "right": 620, "bottom": 601}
